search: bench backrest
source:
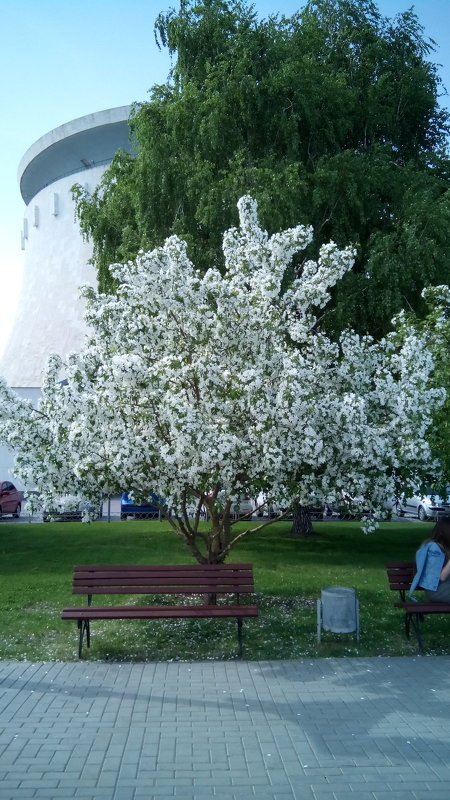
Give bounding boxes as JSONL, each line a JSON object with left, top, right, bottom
{"left": 72, "top": 563, "right": 254, "bottom": 597}
{"left": 386, "top": 561, "right": 416, "bottom": 601}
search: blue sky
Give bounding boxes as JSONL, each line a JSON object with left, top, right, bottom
{"left": 1, "top": 0, "right": 449, "bottom": 349}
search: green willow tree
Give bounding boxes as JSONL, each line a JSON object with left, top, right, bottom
{"left": 74, "top": 0, "right": 450, "bottom": 339}
{"left": 73, "top": 0, "right": 450, "bottom": 533}
{"left": 406, "top": 287, "right": 450, "bottom": 491}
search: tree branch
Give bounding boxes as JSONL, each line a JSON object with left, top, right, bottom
{"left": 221, "top": 511, "right": 291, "bottom": 557}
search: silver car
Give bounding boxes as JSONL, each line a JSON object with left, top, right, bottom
{"left": 396, "top": 487, "right": 450, "bottom": 521}
{"left": 230, "top": 497, "right": 254, "bottom": 519}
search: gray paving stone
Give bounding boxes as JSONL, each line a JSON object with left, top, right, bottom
{"left": 373, "top": 794, "right": 418, "bottom": 800}
{"left": 1, "top": 657, "right": 450, "bottom": 798}
{"left": 333, "top": 794, "right": 376, "bottom": 800}
{"left": 18, "top": 781, "right": 58, "bottom": 790}
{"left": 113, "top": 791, "right": 136, "bottom": 800}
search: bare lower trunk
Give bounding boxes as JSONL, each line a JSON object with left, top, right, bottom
{"left": 203, "top": 507, "right": 229, "bottom": 602}
{"left": 291, "top": 502, "right": 313, "bottom": 537}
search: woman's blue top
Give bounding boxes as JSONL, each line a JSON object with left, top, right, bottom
{"left": 409, "top": 541, "right": 445, "bottom": 598}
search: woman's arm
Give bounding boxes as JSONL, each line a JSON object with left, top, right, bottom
{"left": 440, "top": 560, "right": 450, "bottom": 581}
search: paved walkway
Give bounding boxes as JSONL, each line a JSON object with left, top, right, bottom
{"left": 1, "top": 656, "right": 450, "bottom": 799}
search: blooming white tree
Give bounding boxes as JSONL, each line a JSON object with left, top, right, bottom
{"left": 0, "top": 196, "right": 445, "bottom": 561}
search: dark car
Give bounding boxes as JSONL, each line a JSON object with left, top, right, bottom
{"left": 120, "top": 492, "right": 164, "bottom": 520}
{"left": 0, "top": 481, "right": 23, "bottom": 518}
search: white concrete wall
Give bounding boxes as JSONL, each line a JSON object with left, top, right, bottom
{"left": 0, "top": 166, "right": 106, "bottom": 387}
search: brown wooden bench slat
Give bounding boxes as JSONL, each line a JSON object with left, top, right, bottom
{"left": 386, "top": 561, "right": 450, "bottom": 651}
{"left": 72, "top": 571, "right": 254, "bottom": 581}
{"left": 72, "top": 565, "right": 254, "bottom": 592}
{"left": 73, "top": 564, "right": 254, "bottom": 572}
{"left": 73, "top": 577, "right": 254, "bottom": 586}
{"left": 388, "top": 580, "right": 415, "bottom": 592}
{"left": 72, "top": 583, "right": 254, "bottom": 594}
{"left": 394, "top": 602, "right": 450, "bottom": 613}
{"left": 62, "top": 563, "right": 258, "bottom": 658}
{"left": 73, "top": 569, "right": 254, "bottom": 579}
{"left": 387, "top": 571, "right": 415, "bottom": 580}
{"left": 62, "top": 605, "right": 259, "bottom": 619}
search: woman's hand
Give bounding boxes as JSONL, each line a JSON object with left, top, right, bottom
{"left": 440, "top": 560, "right": 450, "bottom": 581}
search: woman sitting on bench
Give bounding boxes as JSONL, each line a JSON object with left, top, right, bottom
{"left": 410, "top": 518, "right": 450, "bottom": 602}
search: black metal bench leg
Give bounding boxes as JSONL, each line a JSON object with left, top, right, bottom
{"left": 77, "top": 619, "right": 90, "bottom": 658}
{"left": 77, "top": 619, "right": 83, "bottom": 657}
{"left": 405, "top": 612, "right": 411, "bottom": 639}
{"left": 237, "top": 617, "right": 243, "bottom": 658}
{"left": 408, "top": 612, "right": 424, "bottom": 652}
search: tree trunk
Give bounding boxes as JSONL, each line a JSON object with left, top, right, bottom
{"left": 203, "top": 508, "right": 228, "bottom": 602}
{"left": 291, "top": 502, "right": 313, "bottom": 537}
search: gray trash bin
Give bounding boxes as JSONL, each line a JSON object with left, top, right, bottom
{"left": 317, "top": 586, "right": 359, "bottom": 643}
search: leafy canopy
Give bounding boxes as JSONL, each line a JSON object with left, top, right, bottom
{"left": 406, "top": 286, "right": 450, "bottom": 490}
{"left": 74, "top": 0, "right": 450, "bottom": 338}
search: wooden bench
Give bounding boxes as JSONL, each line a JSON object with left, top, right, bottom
{"left": 61, "top": 563, "right": 258, "bottom": 658}
{"left": 386, "top": 561, "right": 450, "bottom": 651}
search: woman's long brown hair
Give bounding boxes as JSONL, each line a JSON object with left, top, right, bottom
{"left": 425, "top": 518, "right": 450, "bottom": 558}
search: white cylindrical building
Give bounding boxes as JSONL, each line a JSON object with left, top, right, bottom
{"left": 0, "top": 106, "right": 135, "bottom": 485}
{"left": 1, "top": 105, "right": 134, "bottom": 387}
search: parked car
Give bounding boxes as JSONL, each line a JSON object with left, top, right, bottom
{"left": 254, "top": 493, "right": 330, "bottom": 519}
{"left": 337, "top": 491, "right": 396, "bottom": 519}
{"left": 42, "top": 494, "right": 101, "bottom": 522}
{"left": 200, "top": 494, "right": 255, "bottom": 520}
{"left": 253, "top": 493, "right": 283, "bottom": 518}
{"left": 230, "top": 496, "right": 254, "bottom": 519}
{"left": 396, "top": 487, "right": 450, "bottom": 521}
{"left": 120, "top": 492, "right": 164, "bottom": 519}
{"left": 0, "top": 481, "right": 23, "bottom": 518}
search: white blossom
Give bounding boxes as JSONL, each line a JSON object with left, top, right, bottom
{"left": 0, "top": 196, "right": 445, "bottom": 559}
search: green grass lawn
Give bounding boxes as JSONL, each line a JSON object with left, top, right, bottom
{"left": 0, "top": 518, "right": 444, "bottom": 662}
